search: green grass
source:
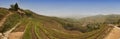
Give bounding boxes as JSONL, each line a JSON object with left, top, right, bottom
{"left": 0, "top": 13, "right": 21, "bottom": 33}
{"left": 22, "top": 21, "right": 32, "bottom": 39}
{"left": 0, "top": 9, "right": 9, "bottom": 20}
{"left": 35, "top": 24, "right": 42, "bottom": 39}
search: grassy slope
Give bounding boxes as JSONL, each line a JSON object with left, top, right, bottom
{"left": 0, "top": 8, "right": 119, "bottom": 39}
{"left": 0, "top": 8, "right": 9, "bottom": 20}
{"left": 22, "top": 12, "right": 114, "bottom": 39}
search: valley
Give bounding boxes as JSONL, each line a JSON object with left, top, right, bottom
{"left": 0, "top": 3, "right": 120, "bottom": 39}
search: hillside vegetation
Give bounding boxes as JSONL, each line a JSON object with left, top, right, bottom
{"left": 0, "top": 3, "right": 120, "bottom": 39}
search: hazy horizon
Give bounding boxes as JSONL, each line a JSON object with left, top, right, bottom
{"left": 1, "top": 0, "right": 120, "bottom": 17}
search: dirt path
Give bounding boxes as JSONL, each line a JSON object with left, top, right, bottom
{"left": 1, "top": 21, "right": 21, "bottom": 39}
{"left": 0, "top": 12, "right": 13, "bottom": 27}
{"left": 8, "top": 32, "right": 23, "bottom": 39}
{"left": 104, "top": 26, "right": 120, "bottom": 39}
{"left": 0, "top": 11, "right": 13, "bottom": 39}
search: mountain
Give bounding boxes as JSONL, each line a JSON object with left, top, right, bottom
{"left": 0, "top": 3, "right": 120, "bottom": 39}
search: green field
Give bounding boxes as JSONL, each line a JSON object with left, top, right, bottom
{"left": 0, "top": 4, "right": 120, "bottom": 39}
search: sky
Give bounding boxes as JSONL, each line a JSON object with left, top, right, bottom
{"left": 0, "top": 0, "right": 120, "bottom": 17}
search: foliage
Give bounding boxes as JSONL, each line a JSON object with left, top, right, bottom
{"left": 9, "top": 3, "right": 19, "bottom": 11}
{"left": 23, "top": 10, "right": 33, "bottom": 17}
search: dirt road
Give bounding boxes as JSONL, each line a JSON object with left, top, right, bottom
{"left": 0, "top": 11, "right": 22, "bottom": 39}
{"left": 8, "top": 32, "right": 23, "bottom": 39}
{"left": 1, "top": 22, "right": 21, "bottom": 39}
{"left": 104, "top": 26, "right": 120, "bottom": 39}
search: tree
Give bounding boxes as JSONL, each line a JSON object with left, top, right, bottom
{"left": 9, "top": 3, "right": 19, "bottom": 11}
{"left": 14, "top": 3, "right": 19, "bottom": 11}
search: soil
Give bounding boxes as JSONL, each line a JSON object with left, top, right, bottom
{"left": 8, "top": 32, "right": 23, "bottom": 39}
{"left": 13, "top": 24, "right": 26, "bottom": 32}
{"left": 104, "top": 26, "right": 120, "bottom": 39}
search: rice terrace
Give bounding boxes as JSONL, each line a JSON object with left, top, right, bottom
{"left": 0, "top": 0, "right": 120, "bottom": 39}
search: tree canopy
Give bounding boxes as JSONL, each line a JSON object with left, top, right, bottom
{"left": 9, "top": 3, "right": 19, "bottom": 11}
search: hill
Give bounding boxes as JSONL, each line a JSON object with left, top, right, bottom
{"left": 0, "top": 3, "right": 120, "bottom": 39}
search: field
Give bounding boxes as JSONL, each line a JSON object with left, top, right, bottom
{"left": 0, "top": 4, "right": 120, "bottom": 39}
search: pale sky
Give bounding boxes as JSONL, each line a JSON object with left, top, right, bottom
{"left": 0, "top": 0, "right": 120, "bottom": 17}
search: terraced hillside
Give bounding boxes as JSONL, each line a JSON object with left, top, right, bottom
{"left": 0, "top": 3, "right": 120, "bottom": 39}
